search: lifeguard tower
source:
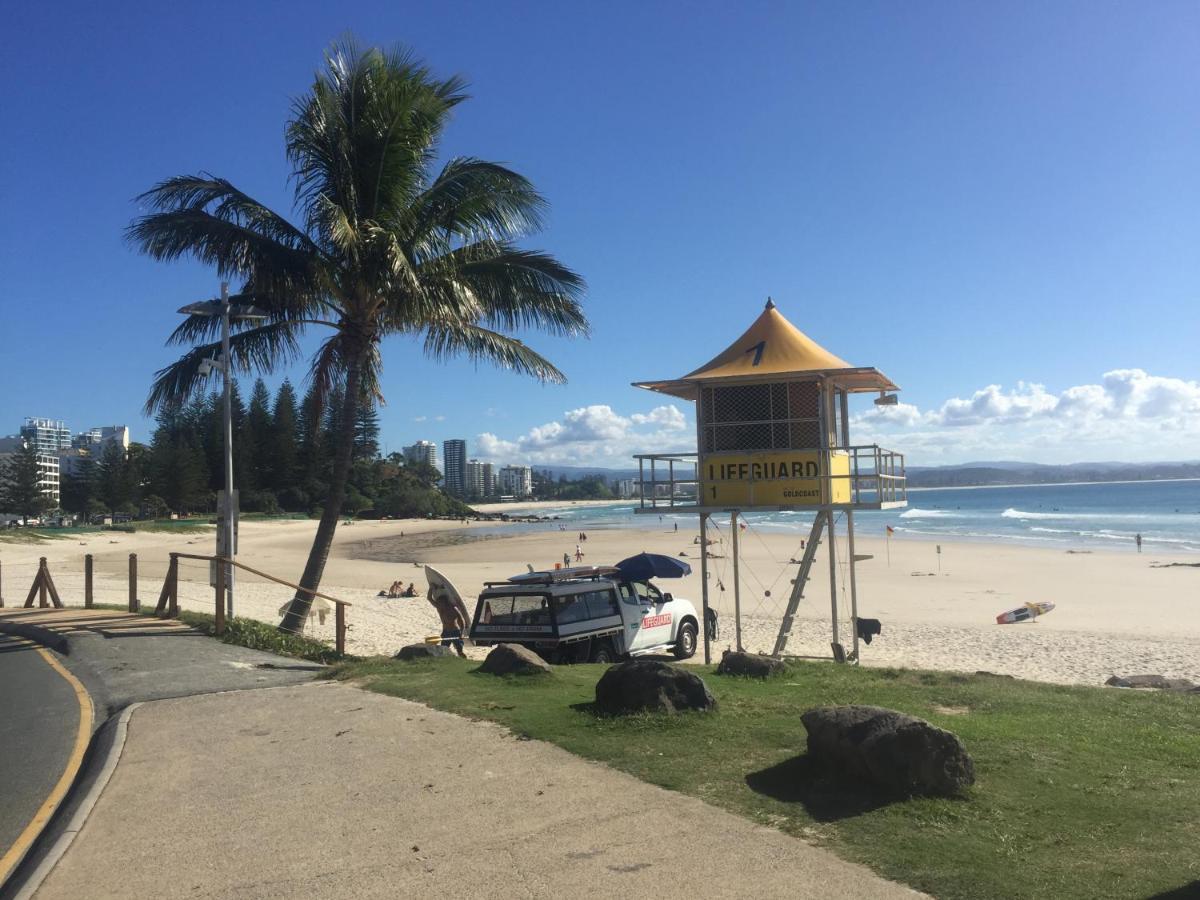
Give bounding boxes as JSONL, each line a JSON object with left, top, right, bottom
{"left": 632, "top": 299, "right": 907, "bottom": 664}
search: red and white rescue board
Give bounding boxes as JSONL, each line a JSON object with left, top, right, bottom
{"left": 996, "top": 601, "right": 1055, "bottom": 625}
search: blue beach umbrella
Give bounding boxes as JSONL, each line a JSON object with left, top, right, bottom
{"left": 615, "top": 552, "right": 693, "bottom": 581}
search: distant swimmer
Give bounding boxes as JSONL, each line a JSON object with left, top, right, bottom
{"left": 1135, "top": 533, "right": 1143, "bottom": 553}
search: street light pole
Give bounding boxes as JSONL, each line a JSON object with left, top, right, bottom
{"left": 220, "top": 282, "right": 235, "bottom": 620}
{"left": 177, "top": 287, "right": 265, "bottom": 623}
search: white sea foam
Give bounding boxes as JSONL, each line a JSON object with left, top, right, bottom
{"left": 899, "top": 508, "right": 962, "bottom": 519}
{"left": 1002, "top": 508, "right": 1154, "bottom": 521}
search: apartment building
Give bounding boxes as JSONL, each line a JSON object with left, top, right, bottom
{"left": 499, "top": 465, "right": 534, "bottom": 498}
{"left": 442, "top": 439, "right": 467, "bottom": 497}
{"left": 402, "top": 440, "right": 439, "bottom": 471}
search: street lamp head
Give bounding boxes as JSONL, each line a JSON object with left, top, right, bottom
{"left": 177, "top": 299, "right": 224, "bottom": 317}
{"left": 176, "top": 298, "right": 268, "bottom": 321}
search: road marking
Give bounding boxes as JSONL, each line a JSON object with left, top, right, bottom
{"left": 0, "top": 643, "right": 94, "bottom": 887}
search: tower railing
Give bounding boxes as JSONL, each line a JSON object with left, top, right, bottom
{"left": 631, "top": 445, "right": 906, "bottom": 511}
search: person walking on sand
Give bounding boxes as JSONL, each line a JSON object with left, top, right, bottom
{"left": 674, "top": 521, "right": 678, "bottom": 533}
{"left": 563, "top": 552, "right": 571, "bottom": 567}
{"left": 575, "top": 544, "right": 584, "bottom": 562}
{"left": 1135, "top": 533, "right": 1143, "bottom": 553}
{"left": 428, "top": 586, "right": 470, "bottom": 657}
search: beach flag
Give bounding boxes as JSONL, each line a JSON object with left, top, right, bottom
{"left": 886, "top": 525, "right": 895, "bottom": 535}
{"left": 885, "top": 524, "right": 894, "bottom": 566}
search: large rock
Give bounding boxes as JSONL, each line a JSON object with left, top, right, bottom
{"left": 801, "top": 705, "right": 974, "bottom": 797}
{"left": 478, "top": 643, "right": 553, "bottom": 676}
{"left": 1106, "top": 674, "right": 1198, "bottom": 692}
{"left": 394, "top": 643, "right": 453, "bottom": 661}
{"left": 717, "top": 650, "right": 787, "bottom": 679}
{"left": 595, "top": 659, "right": 716, "bottom": 715}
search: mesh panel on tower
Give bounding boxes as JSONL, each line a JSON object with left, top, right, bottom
{"left": 700, "top": 381, "right": 823, "bottom": 453}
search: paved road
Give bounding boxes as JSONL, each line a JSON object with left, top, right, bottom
{"left": 33, "top": 683, "right": 922, "bottom": 899}
{"left": 0, "top": 637, "right": 79, "bottom": 871}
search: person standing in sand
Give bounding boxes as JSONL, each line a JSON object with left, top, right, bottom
{"left": 428, "top": 586, "right": 470, "bottom": 657}
{"left": 1135, "top": 533, "right": 1143, "bottom": 552}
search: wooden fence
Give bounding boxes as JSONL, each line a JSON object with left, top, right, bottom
{"left": 166, "top": 553, "right": 351, "bottom": 655}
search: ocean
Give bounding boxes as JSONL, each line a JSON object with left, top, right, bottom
{"left": 506, "top": 479, "right": 1200, "bottom": 553}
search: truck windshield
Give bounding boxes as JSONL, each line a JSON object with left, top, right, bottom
{"left": 480, "top": 594, "right": 551, "bottom": 626}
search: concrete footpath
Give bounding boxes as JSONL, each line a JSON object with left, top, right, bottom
{"left": 30, "top": 682, "right": 920, "bottom": 899}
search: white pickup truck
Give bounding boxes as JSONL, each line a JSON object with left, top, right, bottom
{"left": 469, "top": 565, "right": 701, "bottom": 664}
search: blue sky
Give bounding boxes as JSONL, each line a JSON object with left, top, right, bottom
{"left": 2, "top": 1, "right": 1197, "bottom": 467}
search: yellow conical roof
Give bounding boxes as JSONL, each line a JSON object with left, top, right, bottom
{"left": 681, "top": 300, "right": 852, "bottom": 380}
{"left": 633, "top": 299, "right": 898, "bottom": 400}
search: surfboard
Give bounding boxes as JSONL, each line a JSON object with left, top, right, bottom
{"left": 996, "top": 601, "right": 1055, "bottom": 625}
{"left": 425, "top": 565, "right": 465, "bottom": 607}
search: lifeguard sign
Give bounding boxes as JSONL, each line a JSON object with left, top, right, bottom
{"left": 632, "top": 299, "right": 907, "bottom": 664}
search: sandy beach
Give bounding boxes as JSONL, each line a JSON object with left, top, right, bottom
{"left": 2, "top": 514, "right": 1197, "bottom": 687}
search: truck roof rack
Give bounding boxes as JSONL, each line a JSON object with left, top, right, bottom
{"left": 483, "top": 565, "right": 623, "bottom": 588}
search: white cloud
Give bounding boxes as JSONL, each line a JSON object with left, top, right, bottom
{"left": 853, "top": 369, "right": 1200, "bottom": 463}
{"left": 476, "top": 403, "right": 692, "bottom": 467}
{"left": 412, "top": 415, "right": 427, "bottom": 423}
{"left": 631, "top": 405, "right": 687, "bottom": 430}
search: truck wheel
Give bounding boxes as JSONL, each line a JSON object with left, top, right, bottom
{"left": 673, "top": 621, "right": 698, "bottom": 660}
{"left": 591, "top": 640, "right": 615, "bottom": 664}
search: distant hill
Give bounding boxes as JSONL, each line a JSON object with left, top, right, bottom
{"left": 517, "top": 460, "right": 1200, "bottom": 490}
{"left": 907, "top": 460, "right": 1200, "bottom": 488}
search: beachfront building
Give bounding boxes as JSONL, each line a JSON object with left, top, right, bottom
{"left": 615, "top": 478, "right": 641, "bottom": 499}
{"left": 20, "top": 417, "right": 72, "bottom": 454}
{"left": 632, "top": 298, "right": 907, "bottom": 664}
{"left": 499, "top": 465, "right": 533, "bottom": 498}
{"left": 402, "top": 440, "right": 439, "bottom": 472}
{"left": 442, "top": 439, "right": 467, "bottom": 497}
{"left": 71, "top": 425, "right": 131, "bottom": 452}
{"left": 466, "top": 459, "right": 497, "bottom": 499}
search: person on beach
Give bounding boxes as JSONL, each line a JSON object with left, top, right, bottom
{"left": 575, "top": 544, "right": 584, "bottom": 562}
{"left": 563, "top": 552, "right": 571, "bottom": 566}
{"left": 428, "top": 586, "right": 470, "bottom": 657}
{"left": 674, "top": 522, "right": 678, "bottom": 532}
{"left": 1135, "top": 533, "right": 1143, "bottom": 552}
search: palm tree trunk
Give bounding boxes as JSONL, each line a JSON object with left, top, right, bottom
{"left": 279, "top": 359, "right": 362, "bottom": 634}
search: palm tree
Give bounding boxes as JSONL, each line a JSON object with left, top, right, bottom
{"left": 129, "top": 41, "right": 588, "bottom": 633}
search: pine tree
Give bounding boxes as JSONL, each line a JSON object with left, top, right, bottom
{"left": 60, "top": 456, "right": 97, "bottom": 516}
{"left": 244, "top": 378, "right": 274, "bottom": 492}
{"left": 354, "top": 399, "right": 380, "bottom": 461}
{"left": 270, "top": 379, "right": 300, "bottom": 496}
{"left": 95, "top": 442, "right": 133, "bottom": 515}
{"left": 2, "top": 442, "right": 52, "bottom": 521}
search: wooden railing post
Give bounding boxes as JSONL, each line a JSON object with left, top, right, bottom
{"left": 214, "top": 560, "right": 226, "bottom": 636}
{"left": 0, "top": 559, "right": 4, "bottom": 608}
{"left": 169, "top": 553, "right": 179, "bottom": 617}
{"left": 85, "top": 554, "right": 93, "bottom": 608}
{"left": 336, "top": 602, "right": 346, "bottom": 656}
{"left": 38, "top": 558, "right": 48, "bottom": 608}
{"left": 128, "top": 553, "right": 138, "bottom": 613}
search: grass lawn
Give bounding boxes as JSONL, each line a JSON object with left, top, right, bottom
{"left": 332, "top": 656, "right": 1199, "bottom": 900}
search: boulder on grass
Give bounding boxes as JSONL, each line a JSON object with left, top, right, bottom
{"left": 395, "top": 643, "right": 453, "bottom": 661}
{"left": 717, "top": 650, "right": 787, "bottom": 679}
{"left": 595, "top": 659, "right": 716, "bottom": 715}
{"left": 801, "top": 705, "right": 974, "bottom": 797}
{"left": 479, "top": 643, "right": 552, "bottom": 676}
{"left": 1106, "top": 674, "right": 1197, "bottom": 692}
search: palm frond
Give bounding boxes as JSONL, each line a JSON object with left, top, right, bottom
{"left": 422, "top": 322, "right": 567, "bottom": 384}
{"left": 418, "top": 242, "right": 587, "bottom": 337}
{"left": 406, "top": 158, "right": 546, "bottom": 248}
{"left": 144, "top": 321, "right": 304, "bottom": 414}
{"left": 287, "top": 42, "right": 466, "bottom": 241}
{"left": 127, "top": 176, "right": 324, "bottom": 289}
